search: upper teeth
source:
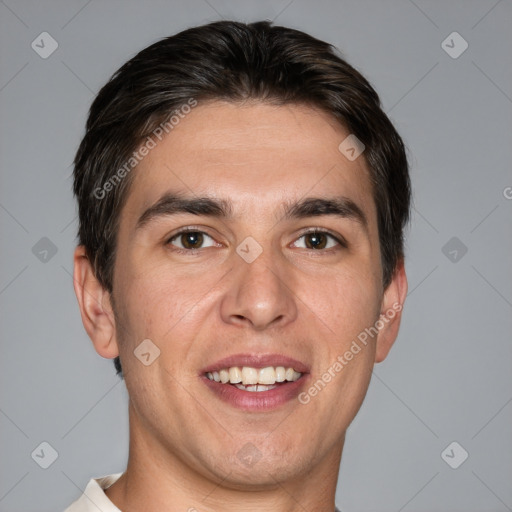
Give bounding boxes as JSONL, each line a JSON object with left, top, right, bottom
{"left": 206, "top": 366, "right": 302, "bottom": 385}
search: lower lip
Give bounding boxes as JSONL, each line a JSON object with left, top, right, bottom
{"left": 202, "top": 376, "right": 308, "bottom": 411}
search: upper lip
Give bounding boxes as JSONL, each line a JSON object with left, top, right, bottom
{"left": 201, "top": 353, "right": 310, "bottom": 374}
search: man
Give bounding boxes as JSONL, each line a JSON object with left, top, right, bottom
{"left": 66, "top": 19, "right": 410, "bottom": 511}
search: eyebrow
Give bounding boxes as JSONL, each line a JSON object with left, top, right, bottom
{"left": 135, "top": 193, "right": 368, "bottom": 231}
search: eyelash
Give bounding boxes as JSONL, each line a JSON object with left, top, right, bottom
{"left": 165, "top": 227, "right": 347, "bottom": 254}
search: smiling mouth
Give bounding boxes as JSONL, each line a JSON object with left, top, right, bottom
{"left": 206, "top": 365, "right": 302, "bottom": 392}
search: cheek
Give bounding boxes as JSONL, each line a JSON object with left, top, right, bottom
{"left": 300, "top": 266, "right": 380, "bottom": 410}
{"left": 113, "top": 257, "right": 220, "bottom": 366}
{"left": 305, "top": 266, "right": 382, "bottom": 344}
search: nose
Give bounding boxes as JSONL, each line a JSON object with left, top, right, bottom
{"left": 220, "top": 244, "right": 298, "bottom": 331}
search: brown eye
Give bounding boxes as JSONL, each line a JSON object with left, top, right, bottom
{"left": 304, "top": 232, "right": 328, "bottom": 249}
{"left": 167, "top": 231, "right": 215, "bottom": 250}
{"left": 180, "top": 232, "right": 203, "bottom": 249}
{"left": 292, "top": 231, "right": 342, "bottom": 250}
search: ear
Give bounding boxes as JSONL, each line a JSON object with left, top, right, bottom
{"left": 73, "top": 245, "right": 119, "bottom": 359}
{"left": 374, "top": 259, "right": 408, "bottom": 363}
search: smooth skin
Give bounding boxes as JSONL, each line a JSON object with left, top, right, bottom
{"left": 73, "top": 101, "right": 407, "bottom": 512}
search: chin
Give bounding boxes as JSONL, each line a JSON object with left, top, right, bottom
{"left": 219, "top": 444, "right": 315, "bottom": 488}
{"left": 218, "top": 462, "right": 304, "bottom": 490}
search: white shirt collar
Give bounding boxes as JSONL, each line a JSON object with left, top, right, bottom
{"left": 64, "top": 473, "right": 123, "bottom": 512}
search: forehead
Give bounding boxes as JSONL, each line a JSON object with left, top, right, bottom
{"left": 122, "top": 101, "right": 376, "bottom": 226}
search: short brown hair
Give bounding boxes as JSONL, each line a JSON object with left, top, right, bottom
{"left": 73, "top": 20, "right": 411, "bottom": 375}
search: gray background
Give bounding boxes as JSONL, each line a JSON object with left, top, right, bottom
{"left": 0, "top": 0, "right": 511, "bottom": 511}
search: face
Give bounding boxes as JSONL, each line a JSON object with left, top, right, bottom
{"left": 87, "top": 101, "right": 405, "bottom": 487}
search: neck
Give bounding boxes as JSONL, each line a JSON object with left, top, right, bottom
{"left": 106, "top": 402, "right": 343, "bottom": 512}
